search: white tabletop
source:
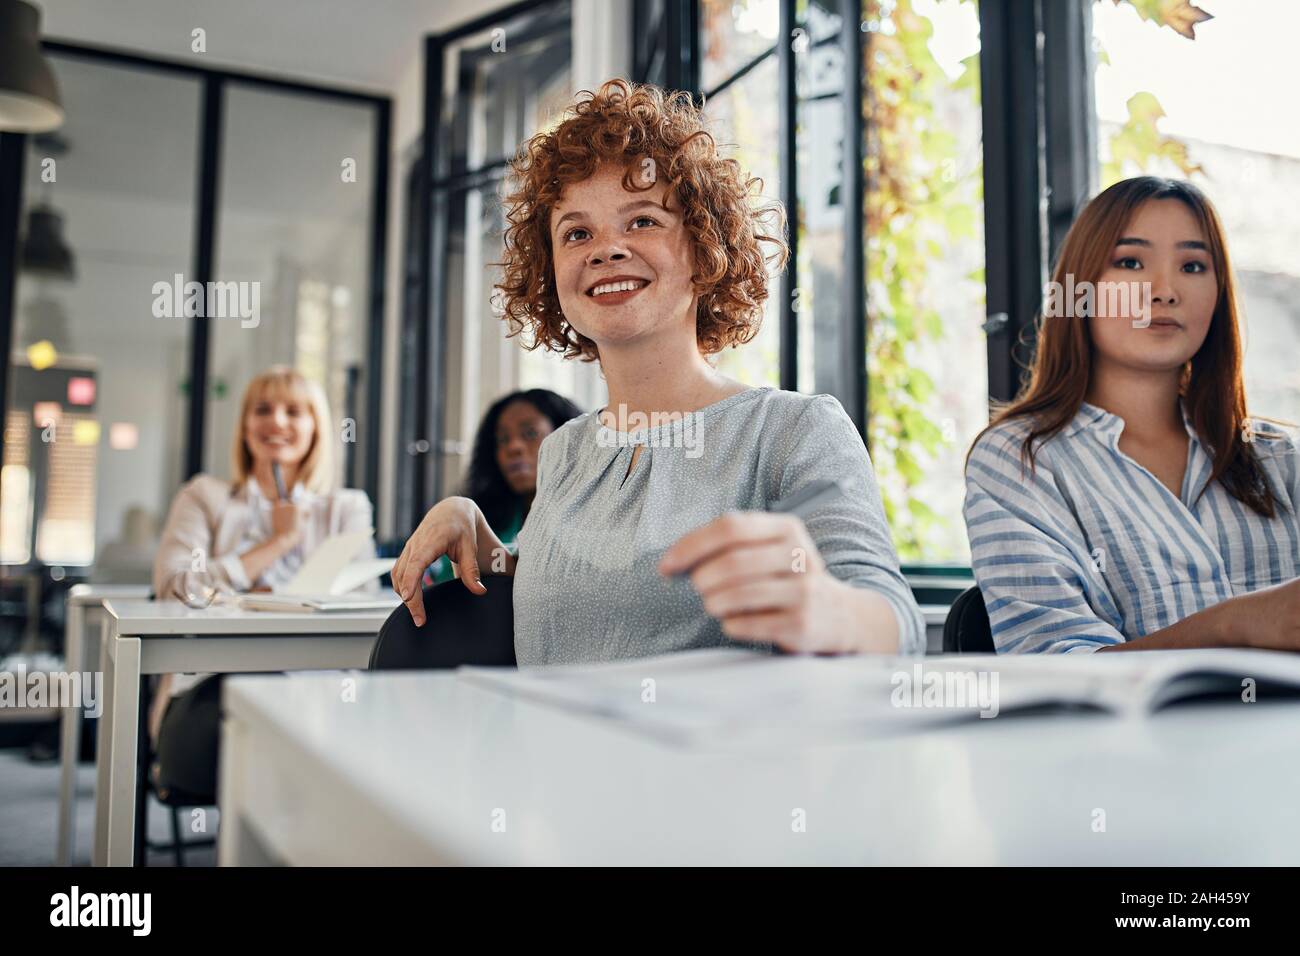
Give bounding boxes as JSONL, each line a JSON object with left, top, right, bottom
{"left": 223, "top": 668, "right": 1300, "bottom": 865}
{"left": 103, "top": 598, "right": 397, "bottom": 635}
{"left": 67, "top": 583, "right": 152, "bottom": 606}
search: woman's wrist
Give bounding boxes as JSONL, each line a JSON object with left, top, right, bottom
{"left": 272, "top": 530, "right": 300, "bottom": 558}
{"left": 816, "top": 575, "right": 899, "bottom": 655}
{"left": 1195, "top": 594, "right": 1252, "bottom": 649}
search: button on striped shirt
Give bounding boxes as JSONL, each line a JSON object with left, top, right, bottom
{"left": 964, "top": 403, "right": 1300, "bottom": 653}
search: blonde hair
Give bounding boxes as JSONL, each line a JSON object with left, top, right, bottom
{"left": 231, "top": 366, "right": 335, "bottom": 495}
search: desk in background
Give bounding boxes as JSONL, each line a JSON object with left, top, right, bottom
{"left": 93, "top": 599, "right": 393, "bottom": 867}
{"left": 57, "top": 583, "right": 152, "bottom": 866}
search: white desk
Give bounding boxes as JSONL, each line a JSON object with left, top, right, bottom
{"left": 57, "top": 583, "right": 152, "bottom": 866}
{"left": 218, "top": 668, "right": 1300, "bottom": 865}
{"left": 93, "top": 599, "right": 394, "bottom": 867}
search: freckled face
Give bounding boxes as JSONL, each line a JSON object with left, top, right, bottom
{"left": 549, "top": 163, "right": 698, "bottom": 352}
{"left": 1089, "top": 198, "right": 1218, "bottom": 373}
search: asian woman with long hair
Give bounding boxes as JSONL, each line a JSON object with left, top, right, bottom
{"left": 964, "top": 176, "right": 1299, "bottom": 653}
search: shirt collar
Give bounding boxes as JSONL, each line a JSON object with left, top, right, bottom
{"left": 1070, "top": 399, "right": 1201, "bottom": 447}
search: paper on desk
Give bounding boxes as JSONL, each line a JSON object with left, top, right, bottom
{"left": 280, "top": 531, "right": 388, "bottom": 596}
{"left": 461, "top": 648, "right": 1300, "bottom": 750}
{"left": 458, "top": 649, "right": 1071, "bottom": 751}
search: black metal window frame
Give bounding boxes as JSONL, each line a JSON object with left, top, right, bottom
{"left": 400, "top": 0, "right": 572, "bottom": 534}
{"left": 0, "top": 40, "right": 392, "bottom": 511}
{"left": 637, "top": 0, "right": 870, "bottom": 427}
{"left": 633, "top": 0, "right": 700, "bottom": 94}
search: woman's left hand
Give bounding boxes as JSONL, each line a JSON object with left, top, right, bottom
{"left": 657, "top": 511, "right": 874, "bottom": 654}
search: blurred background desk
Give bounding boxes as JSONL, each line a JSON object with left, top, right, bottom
{"left": 56, "top": 583, "right": 151, "bottom": 865}
{"left": 93, "top": 599, "right": 394, "bottom": 867}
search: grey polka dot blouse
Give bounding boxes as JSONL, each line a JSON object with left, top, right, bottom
{"left": 512, "top": 386, "right": 926, "bottom": 664}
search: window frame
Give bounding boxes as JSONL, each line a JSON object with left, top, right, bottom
{"left": 404, "top": 0, "right": 572, "bottom": 534}
{"left": 640, "top": 0, "right": 1098, "bottom": 570}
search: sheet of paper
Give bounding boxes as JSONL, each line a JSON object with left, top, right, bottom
{"left": 329, "top": 558, "right": 395, "bottom": 596}
{"left": 460, "top": 647, "right": 1300, "bottom": 751}
{"left": 280, "top": 530, "right": 374, "bottom": 596}
{"left": 460, "top": 650, "right": 1012, "bottom": 750}
{"left": 237, "top": 593, "right": 400, "bottom": 612}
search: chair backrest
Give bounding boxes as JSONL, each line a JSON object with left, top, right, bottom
{"left": 369, "top": 576, "right": 516, "bottom": 670}
{"left": 942, "top": 586, "right": 996, "bottom": 654}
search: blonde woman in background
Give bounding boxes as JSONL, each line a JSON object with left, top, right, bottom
{"left": 150, "top": 366, "right": 374, "bottom": 800}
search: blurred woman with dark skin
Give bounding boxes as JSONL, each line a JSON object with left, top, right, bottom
{"left": 425, "top": 389, "right": 582, "bottom": 585}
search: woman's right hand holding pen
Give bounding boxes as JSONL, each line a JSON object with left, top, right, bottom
{"left": 270, "top": 500, "right": 302, "bottom": 550}
{"left": 236, "top": 501, "right": 305, "bottom": 584}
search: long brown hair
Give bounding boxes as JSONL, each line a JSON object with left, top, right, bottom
{"left": 972, "top": 176, "right": 1276, "bottom": 517}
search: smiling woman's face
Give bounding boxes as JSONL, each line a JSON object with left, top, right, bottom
{"left": 243, "top": 389, "right": 315, "bottom": 470}
{"left": 549, "top": 163, "right": 698, "bottom": 353}
{"left": 1089, "top": 197, "right": 1218, "bottom": 374}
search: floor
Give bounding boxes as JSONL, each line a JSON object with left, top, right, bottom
{"left": 0, "top": 746, "right": 218, "bottom": 867}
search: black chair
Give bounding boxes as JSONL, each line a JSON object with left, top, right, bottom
{"left": 147, "top": 774, "right": 217, "bottom": 867}
{"left": 370, "top": 576, "right": 517, "bottom": 670}
{"left": 143, "top": 675, "right": 218, "bottom": 867}
{"left": 942, "top": 586, "right": 996, "bottom": 654}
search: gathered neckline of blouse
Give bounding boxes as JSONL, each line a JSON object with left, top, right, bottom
{"left": 590, "top": 385, "right": 772, "bottom": 443}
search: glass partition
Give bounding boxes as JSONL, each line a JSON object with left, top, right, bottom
{"left": 1, "top": 54, "right": 200, "bottom": 580}
{"left": 204, "top": 83, "right": 378, "bottom": 494}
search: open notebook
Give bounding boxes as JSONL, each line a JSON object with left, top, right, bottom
{"left": 237, "top": 530, "right": 398, "bottom": 612}
{"left": 458, "top": 647, "right": 1300, "bottom": 750}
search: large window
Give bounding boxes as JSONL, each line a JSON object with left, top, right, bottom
{"left": 205, "top": 84, "right": 381, "bottom": 494}
{"left": 863, "top": 0, "right": 985, "bottom": 564}
{"left": 1091, "top": 0, "right": 1300, "bottom": 426}
{"left": 654, "top": 0, "right": 987, "bottom": 564}
{"left": 404, "top": 0, "right": 575, "bottom": 525}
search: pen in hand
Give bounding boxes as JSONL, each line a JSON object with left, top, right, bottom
{"left": 272, "top": 461, "right": 289, "bottom": 501}
{"left": 659, "top": 479, "right": 845, "bottom": 654}
{"left": 760, "top": 480, "right": 844, "bottom": 655}
{"left": 661, "top": 479, "right": 845, "bottom": 579}
{"left": 767, "top": 479, "right": 843, "bottom": 521}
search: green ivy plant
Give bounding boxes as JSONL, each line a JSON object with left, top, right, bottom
{"left": 864, "top": 0, "right": 1207, "bottom": 561}
{"left": 1099, "top": 0, "right": 1210, "bottom": 185}
{"left": 863, "top": 0, "right": 981, "bottom": 561}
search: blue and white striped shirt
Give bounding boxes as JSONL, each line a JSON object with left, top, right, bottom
{"left": 964, "top": 403, "right": 1300, "bottom": 653}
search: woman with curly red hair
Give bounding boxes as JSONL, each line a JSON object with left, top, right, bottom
{"left": 392, "top": 79, "right": 924, "bottom": 659}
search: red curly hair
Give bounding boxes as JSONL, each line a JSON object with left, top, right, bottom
{"left": 497, "top": 78, "right": 788, "bottom": 361}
